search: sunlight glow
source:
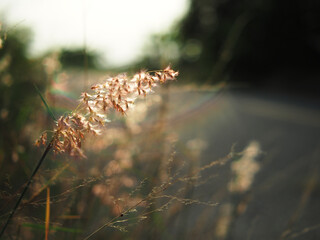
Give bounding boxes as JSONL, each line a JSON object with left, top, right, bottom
{"left": 0, "top": 0, "right": 189, "bottom": 66}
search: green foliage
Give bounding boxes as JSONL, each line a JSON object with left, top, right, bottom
{"left": 59, "top": 48, "right": 101, "bottom": 69}
{"left": 0, "top": 21, "right": 46, "bottom": 175}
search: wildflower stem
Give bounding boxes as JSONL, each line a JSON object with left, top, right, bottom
{"left": 0, "top": 139, "right": 54, "bottom": 238}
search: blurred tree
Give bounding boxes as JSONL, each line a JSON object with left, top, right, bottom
{"left": 59, "top": 48, "right": 101, "bottom": 69}
{"left": 169, "top": 0, "right": 320, "bottom": 88}
{"left": 0, "top": 22, "right": 45, "bottom": 173}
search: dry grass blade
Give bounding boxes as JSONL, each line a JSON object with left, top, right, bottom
{"left": 45, "top": 187, "right": 50, "bottom": 240}
{"left": 28, "top": 163, "right": 70, "bottom": 203}
{"left": 83, "top": 150, "right": 236, "bottom": 240}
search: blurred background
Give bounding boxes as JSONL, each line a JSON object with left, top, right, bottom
{"left": 1, "top": 0, "right": 320, "bottom": 239}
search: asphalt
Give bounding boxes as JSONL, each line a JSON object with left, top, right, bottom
{"left": 160, "top": 87, "right": 320, "bottom": 240}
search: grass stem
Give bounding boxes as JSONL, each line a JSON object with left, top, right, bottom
{"left": 0, "top": 140, "right": 53, "bottom": 238}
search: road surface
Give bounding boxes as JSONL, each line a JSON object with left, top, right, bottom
{"left": 159, "top": 87, "right": 320, "bottom": 240}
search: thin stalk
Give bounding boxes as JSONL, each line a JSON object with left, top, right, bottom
{"left": 0, "top": 139, "right": 54, "bottom": 238}
{"left": 83, "top": 180, "right": 174, "bottom": 240}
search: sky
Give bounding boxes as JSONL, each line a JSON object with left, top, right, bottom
{"left": 0, "top": 0, "right": 189, "bottom": 66}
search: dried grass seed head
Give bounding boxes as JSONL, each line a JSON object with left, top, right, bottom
{"left": 36, "top": 66, "right": 179, "bottom": 158}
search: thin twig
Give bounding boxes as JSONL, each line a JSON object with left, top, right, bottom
{"left": 0, "top": 139, "right": 53, "bottom": 238}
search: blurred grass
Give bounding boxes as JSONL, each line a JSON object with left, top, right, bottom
{"left": 1, "top": 11, "right": 320, "bottom": 239}
{"left": 22, "top": 223, "right": 83, "bottom": 234}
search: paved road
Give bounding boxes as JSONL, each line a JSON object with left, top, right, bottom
{"left": 161, "top": 87, "right": 320, "bottom": 240}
